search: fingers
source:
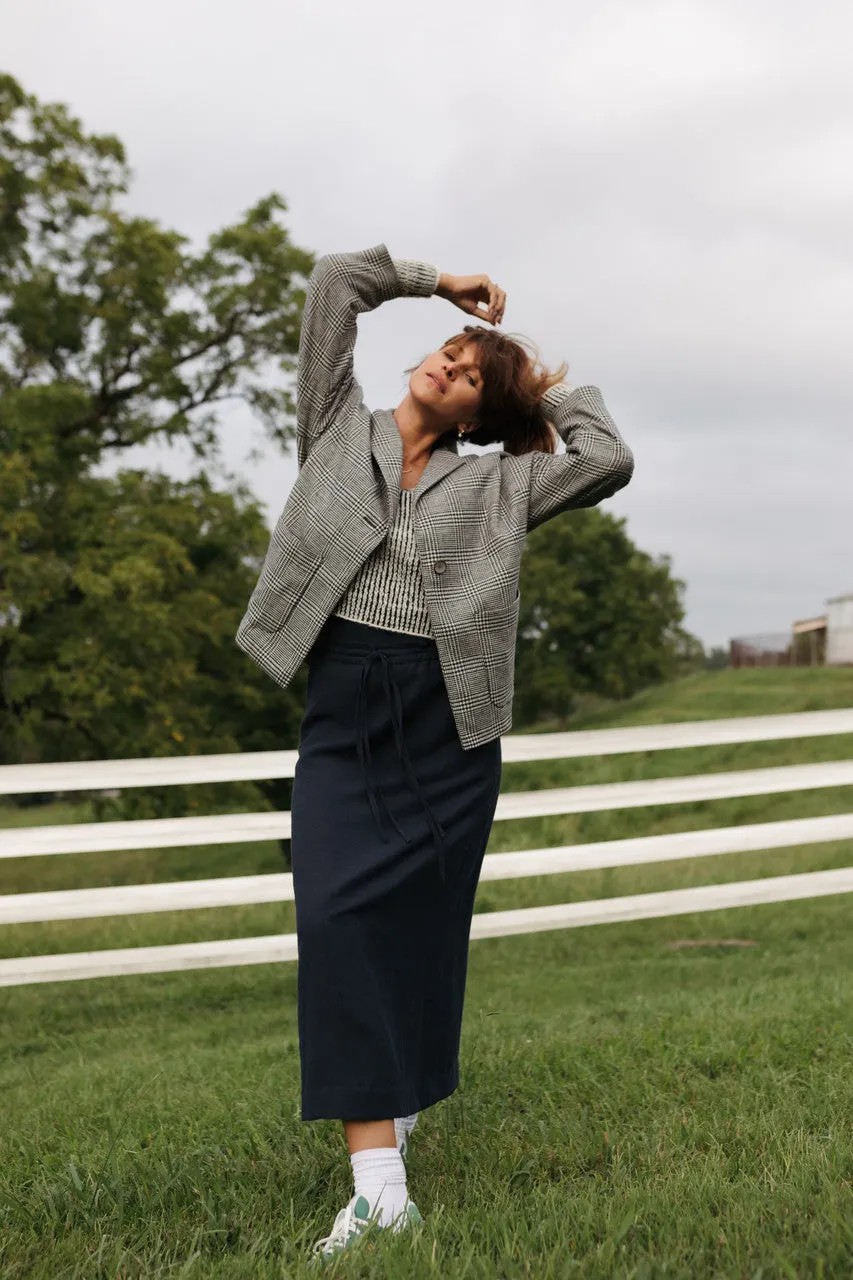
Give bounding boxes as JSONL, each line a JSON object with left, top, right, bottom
{"left": 487, "top": 282, "right": 499, "bottom": 324}
{"left": 490, "top": 282, "right": 506, "bottom": 326}
{"left": 479, "top": 281, "right": 505, "bottom": 326}
{"left": 458, "top": 276, "right": 507, "bottom": 325}
{"left": 475, "top": 285, "right": 507, "bottom": 325}
{"left": 478, "top": 277, "right": 505, "bottom": 326}
{"left": 461, "top": 299, "right": 486, "bottom": 318}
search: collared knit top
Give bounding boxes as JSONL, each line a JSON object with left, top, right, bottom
{"left": 332, "top": 257, "right": 574, "bottom": 639}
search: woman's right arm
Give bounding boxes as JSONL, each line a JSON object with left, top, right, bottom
{"left": 296, "top": 244, "right": 438, "bottom": 468}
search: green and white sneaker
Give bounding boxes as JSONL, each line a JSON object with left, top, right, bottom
{"left": 311, "top": 1194, "right": 423, "bottom": 1261}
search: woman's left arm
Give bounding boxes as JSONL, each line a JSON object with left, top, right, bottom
{"left": 516, "top": 383, "right": 635, "bottom": 531}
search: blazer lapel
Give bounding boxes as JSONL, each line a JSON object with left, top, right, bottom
{"left": 372, "top": 408, "right": 470, "bottom": 507}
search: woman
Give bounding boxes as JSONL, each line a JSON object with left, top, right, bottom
{"left": 236, "top": 244, "right": 634, "bottom": 1258}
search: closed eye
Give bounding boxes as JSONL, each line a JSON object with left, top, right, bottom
{"left": 443, "top": 349, "right": 478, "bottom": 387}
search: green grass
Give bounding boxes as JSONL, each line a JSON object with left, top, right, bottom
{"left": 530, "top": 664, "right": 853, "bottom": 731}
{"left": 2, "top": 667, "right": 853, "bottom": 1276}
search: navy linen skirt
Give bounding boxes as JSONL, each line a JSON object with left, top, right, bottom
{"left": 290, "top": 614, "right": 502, "bottom": 1122}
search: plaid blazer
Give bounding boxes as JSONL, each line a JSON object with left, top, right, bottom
{"left": 236, "top": 244, "right": 634, "bottom": 750}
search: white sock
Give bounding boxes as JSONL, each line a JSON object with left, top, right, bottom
{"left": 394, "top": 1113, "right": 418, "bottom": 1152}
{"left": 350, "top": 1147, "right": 408, "bottom": 1228}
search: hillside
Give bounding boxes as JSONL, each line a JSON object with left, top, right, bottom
{"left": 524, "top": 665, "right": 853, "bottom": 734}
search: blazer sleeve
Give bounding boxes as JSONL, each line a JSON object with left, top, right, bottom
{"left": 504, "top": 383, "right": 634, "bottom": 532}
{"left": 296, "top": 243, "right": 438, "bottom": 469}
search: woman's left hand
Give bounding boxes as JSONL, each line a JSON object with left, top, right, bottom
{"left": 436, "top": 273, "right": 506, "bottom": 326}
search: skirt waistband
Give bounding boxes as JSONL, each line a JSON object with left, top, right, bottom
{"left": 310, "top": 615, "right": 438, "bottom": 664}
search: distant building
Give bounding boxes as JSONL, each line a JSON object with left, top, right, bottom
{"left": 826, "top": 594, "right": 853, "bottom": 665}
{"left": 791, "top": 615, "right": 827, "bottom": 665}
{"left": 729, "top": 592, "right": 853, "bottom": 668}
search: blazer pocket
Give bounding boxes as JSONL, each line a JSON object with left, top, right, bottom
{"left": 478, "top": 591, "right": 521, "bottom": 704}
{"left": 478, "top": 589, "right": 521, "bottom": 643}
{"left": 249, "top": 536, "right": 324, "bottom": 633}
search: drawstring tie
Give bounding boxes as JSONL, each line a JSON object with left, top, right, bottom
{"left": 355, "top": 649, "right": 448, "bottom": 879}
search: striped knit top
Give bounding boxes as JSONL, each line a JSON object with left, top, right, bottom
{"left": 333, "top": 487, "right": 433, "bottom": 638}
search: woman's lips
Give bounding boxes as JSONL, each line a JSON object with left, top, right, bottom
{"left": 427, "top": 372, "right": 446, "bottom": 393}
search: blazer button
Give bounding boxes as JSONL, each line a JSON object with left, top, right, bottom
{"left": 433, "top": 560, "right": 447, "bottom": 574}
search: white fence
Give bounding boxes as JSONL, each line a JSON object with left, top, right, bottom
{"left": 2, "top": 709, "right": 853, "bottom": 987}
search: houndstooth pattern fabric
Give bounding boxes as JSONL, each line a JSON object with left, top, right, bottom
{"left": 236, "top": 244, "right": 634, "bottom": 750}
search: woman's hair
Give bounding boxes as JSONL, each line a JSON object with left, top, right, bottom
{"left": 406, "top": 325, "right": 568, "bottom": 455}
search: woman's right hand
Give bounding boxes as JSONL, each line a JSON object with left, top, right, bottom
{"left": 435, "top": 273, "right": 506, "bottom": 326}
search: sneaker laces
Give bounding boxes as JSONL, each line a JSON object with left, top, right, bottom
{"left": 312, "top": 1195, "right": 372, "bottom": 1256}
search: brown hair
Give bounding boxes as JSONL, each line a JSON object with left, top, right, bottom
{"left": 407, "top": 325, "right": 568, "bottom": 455}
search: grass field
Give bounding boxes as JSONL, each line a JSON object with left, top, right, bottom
{"left": 2, "top": 667, "right": 853, "bottom": 1277}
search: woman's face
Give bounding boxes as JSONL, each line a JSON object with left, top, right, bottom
{"left": 410, "top": 341, "right": 484, "bottom": 429}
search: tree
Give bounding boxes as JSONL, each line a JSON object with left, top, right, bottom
{"left": 703, "top": 646, "right": 730, "bottom": 671}
{"left": 3, "top": 463, "right": 309, "bottom": 821}
{"left": 0, "top": 74, "right": 310, "bottom": 460}
{"left": 0, "top": 73, "right": 313, "bottom": 819}
{"left": 513, "top": 507, "right": 698, "bottom": 723}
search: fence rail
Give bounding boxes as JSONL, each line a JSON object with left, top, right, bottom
{"left": 6, "top": 812, "right": 853, "bottom": 927}
{"left": 5, "top": 761, "right": 853, "bottom": 862}
{"left": 4, "top": 708, "right": 853, "bottom": 794}
{"left": 2, "top": 709, "right": 853, "bottom": 987}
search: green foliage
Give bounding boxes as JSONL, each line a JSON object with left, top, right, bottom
{"left": 704, "top": 645, "right": 730, "bottom": 670}
{"left": 0, "top": 74, "right": 312, "bottom": 819}
{"left": 1, "top": 461, "right": 308, "bottom": 818}
{"left": 0, "top": 73, "right": 312, "bottom": 455}
{"left": 515, "top": 507, "right": 697, "bottom": 723}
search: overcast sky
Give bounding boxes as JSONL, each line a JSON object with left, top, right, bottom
{"left": 5, "top": 0, "right": 852, "bottom": 646}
